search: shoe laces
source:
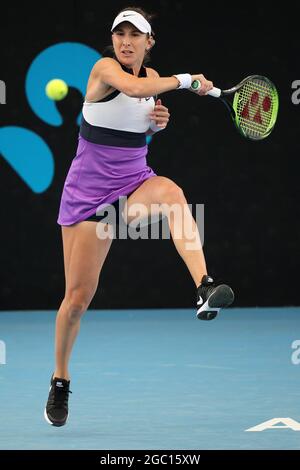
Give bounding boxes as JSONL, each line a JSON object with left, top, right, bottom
{"left": 198, "top": 283, "right": 216, "bottom": 303}
{"left": 49, "top": 384, "right": 72, "bottom": 409}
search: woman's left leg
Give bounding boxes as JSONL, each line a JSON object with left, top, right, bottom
{"left": 124, "top": 176, "right": 207, "bottom": 287}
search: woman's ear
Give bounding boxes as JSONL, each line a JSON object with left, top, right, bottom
{"left": 149, "top": 36, "right": 156, "bottom": 48}
{"left": 146, "top": 36, "right": 155, "bottom": 52}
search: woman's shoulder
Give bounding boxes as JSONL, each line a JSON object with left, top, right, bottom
{"left": 145, "top": 67, "right": 160, "bottom": 78}
{"left": 93, "top": 56, "right": 121, "bottom": 71}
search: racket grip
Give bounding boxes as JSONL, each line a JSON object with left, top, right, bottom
{"left": 191, "top": 80, "right": 221, "bottom": 98}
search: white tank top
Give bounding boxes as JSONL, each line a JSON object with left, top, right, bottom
{"left": 82, "top": 64, "right": 155, "bottom": 133}
{"left": 82, "top": 93, "right": 155, "bottom": 133}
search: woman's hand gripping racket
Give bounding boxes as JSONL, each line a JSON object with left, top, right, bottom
{"left": 191, "top": 75, "right": 279, "bottom": 140}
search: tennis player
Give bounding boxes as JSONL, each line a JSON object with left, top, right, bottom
{"left": 44, "top": 6, "right": 234, "bottom": 427}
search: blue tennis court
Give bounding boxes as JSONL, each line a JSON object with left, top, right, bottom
{"left": 0, "top": 307, "right": 299, "bottom": 450}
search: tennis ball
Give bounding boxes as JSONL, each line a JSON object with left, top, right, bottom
{"left": 45, "top": 79, "right": 68, "bottom": 101}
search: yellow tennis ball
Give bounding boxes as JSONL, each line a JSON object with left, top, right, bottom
{"left": 45, "top": 79, "right": 68, "bottom": 101}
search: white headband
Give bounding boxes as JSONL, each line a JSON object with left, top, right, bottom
{"left": 111, "top": 10, "right": 152, "bottom": 35}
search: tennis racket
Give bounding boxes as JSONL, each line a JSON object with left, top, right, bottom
{"left": 191, "top": 75, "right": 279, "bottom": 140}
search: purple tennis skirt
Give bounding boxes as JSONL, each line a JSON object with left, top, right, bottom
{"left": 57, "top": 136, "right": 156, "bottom": 226}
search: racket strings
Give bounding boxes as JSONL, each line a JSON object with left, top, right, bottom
{"left": 235, "top": 78, "right": 276, "bottom": 139}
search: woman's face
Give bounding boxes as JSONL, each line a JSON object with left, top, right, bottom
{"left": 112, "top": 22, "right": 151, "bottom": 68}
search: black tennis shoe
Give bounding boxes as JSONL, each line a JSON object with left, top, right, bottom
{"left": 197, "top": 275, "right": 234, "bottom": 320}
{"left": 44, "top": 375, "right": 72, "bottom": 426}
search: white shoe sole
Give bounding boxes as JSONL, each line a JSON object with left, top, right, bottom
{"left": 197, "top": 285, "right": 234, "bottom": 320}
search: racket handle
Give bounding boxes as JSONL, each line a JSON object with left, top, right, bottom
{"left": 191, "top": 80, "right": 221, "bottom": 98}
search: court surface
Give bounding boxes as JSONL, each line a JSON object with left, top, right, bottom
{"left": 0, "top": 307, "right": 299, "bottom": 450}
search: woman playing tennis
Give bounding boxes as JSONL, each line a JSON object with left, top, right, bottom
{"left": 44, "top": 6, "right": 234, "bottom": 427}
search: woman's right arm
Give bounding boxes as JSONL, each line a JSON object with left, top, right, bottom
{"left": 85, "top": 57, "right": 212, "bottom": 100}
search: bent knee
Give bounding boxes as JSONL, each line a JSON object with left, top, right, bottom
{"left": 64, "top": 289, "right": 95, "bottom": 322}
{"left": 156, "top": 178, "right": 185, "bottom": 205}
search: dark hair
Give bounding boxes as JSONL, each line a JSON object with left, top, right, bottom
{"left": 102, "top": 6, "right": 156, "bottom": 65}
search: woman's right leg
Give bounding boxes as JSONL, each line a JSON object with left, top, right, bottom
{"left": 54, "top": 221, "right": 113, "bottom": 380}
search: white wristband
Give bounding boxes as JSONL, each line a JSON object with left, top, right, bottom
{"left": 173, "top": 74, "right": 192, "bottom": 89}
{"left": 149, "top": 120, "right": 165, "bottom": 133}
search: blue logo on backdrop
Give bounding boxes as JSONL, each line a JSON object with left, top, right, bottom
{"left": 0, "top": 42, "right": 101, "bottom": 193}
{"left": 0, "top": 127, "right": 54, "bottom": 193}
{"left": 25, "top": 42, "right": 100, "bottom": 127}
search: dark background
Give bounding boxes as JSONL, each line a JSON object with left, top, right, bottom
{"left": 0, "top": 1, "right": 299, "bottom": 310}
